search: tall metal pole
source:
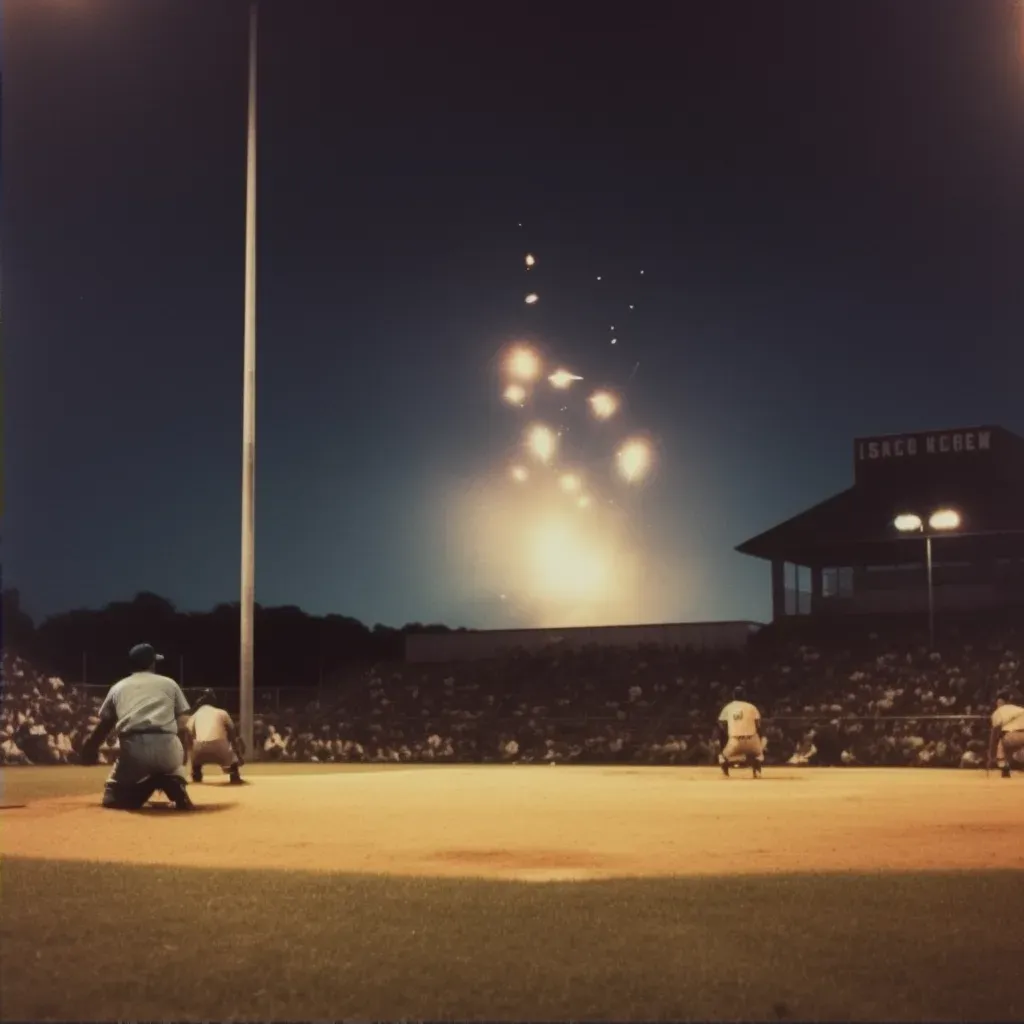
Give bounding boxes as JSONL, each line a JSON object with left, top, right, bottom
{"left": 239, "top": 0, "right": 258, "bottom": 762}
{"left": 925, "top": 533, "right": 934, "bottom": 650}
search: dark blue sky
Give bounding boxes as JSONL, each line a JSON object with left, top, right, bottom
{"left": 6, "top": 0, "right": 1024, "bottom": 628}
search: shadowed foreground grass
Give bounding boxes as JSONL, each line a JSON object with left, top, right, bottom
{"left": 2, "top": 857, "right": 1021, "bottom": 1022}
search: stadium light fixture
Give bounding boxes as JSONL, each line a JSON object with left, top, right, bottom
{"left": 893, "top": 513, "right": 923, "bottom": 533}
{"left": 893, "top": 508, "right": 963, "bottom": 651}
{"left": 928, "top": 508, "right": 961, "bottom": 532}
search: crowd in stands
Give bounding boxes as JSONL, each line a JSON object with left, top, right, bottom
{"left": 3, "top": 617, "right": 1022, "bottom": 770}
{"left": 2, "top": 656, "right": 100, "bottom": 766}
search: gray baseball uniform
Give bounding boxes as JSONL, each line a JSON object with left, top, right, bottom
{"left": 99, "top": 671, "right": 190, "bottom": 787}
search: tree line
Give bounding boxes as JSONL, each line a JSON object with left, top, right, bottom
{"left": 2, "top": 589, "right": 460, "bottom": 690}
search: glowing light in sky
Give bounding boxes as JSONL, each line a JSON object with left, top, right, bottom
{"left": 503, "top": 383, "right": 527, "bottom": 406}
{"left": 450, "top": 475, "right": 663, "bottom": 629}
{"left": 548, "top": 368, "right": 582, "bottom": 389}
{"left": 527, "top": 517, "right": 609, "bottom": 601}
{"left": 446, "top": 239, "right": 674, "bottom": 629}
{"left": 506, "top": 345, "right": 541, "bottom": 382}
{"left": 587, "top": 390, "right": 619, "bottom": 420}
{"left": 526, "top": 423, "right": 557, "bottom": 463}
{"left": 616, "top": 437, "right": 653, "bottom": 483}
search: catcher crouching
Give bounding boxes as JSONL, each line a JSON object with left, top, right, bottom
{"left": 185, "top": 689, "right": 246, "bottom": 785}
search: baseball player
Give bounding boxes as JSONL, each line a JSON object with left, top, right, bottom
{"left": 79, "top": 643, "right": 195, "bottom": 810}
{"left": 717, "top": 685, "right": 764, "bottom": 778}
{"left": 988, "top": 690, "right": 1024, "bottom": 779}
{"left": 184, "top": 689, "right": 246, "bottom": 785}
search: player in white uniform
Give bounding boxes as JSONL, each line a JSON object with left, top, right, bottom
{"left": 717, "top": 686, "right": 764, "bottom": 778}
{"left": 185, "top": 690, "right": 246, "bottom": 785}
{"left": 988, "top": 690, "right": 1024, "bottom": 779}
{"left": 79, "top": 644, "right": 195, "bottom": 810}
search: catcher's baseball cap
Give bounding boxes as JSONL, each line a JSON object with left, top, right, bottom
{"left": 192, "top": 688, "right": 217, "bottom": 710}
{"left": 995, "top": 689, "right": 1013, "bottom": 703}
{"left": 128, "top": 643, "right": 164, "bottom": 669}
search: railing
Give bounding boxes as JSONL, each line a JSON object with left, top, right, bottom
{"left": 718, "top": 713, "right": 993, "bottom": 769}
{"left": 63, "top": 688, "right": 990, "bottom": 731}
{"left": 244, "top": 711, "right": 996, "bottom": 769}
{"left": 757, "top": 714, "right": 988, "bottom": 723}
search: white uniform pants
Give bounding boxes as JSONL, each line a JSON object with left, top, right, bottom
{"left": 721, "top": 735, "right": 763, "bottom": 764}
{"left": 192, "top": 738, "right": 237, "bottom": 770}
{"left": 999, "top": 730, "right": 1024, "bottom": 766}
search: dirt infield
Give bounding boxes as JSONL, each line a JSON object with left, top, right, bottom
{"left": 3, "top": 766, "right": 1021, "bottom": 881}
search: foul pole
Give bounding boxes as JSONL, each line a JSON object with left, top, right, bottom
{"left": 239, "top": 0, "right": 258, "bottom": 761}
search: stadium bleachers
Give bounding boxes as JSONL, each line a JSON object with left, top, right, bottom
{"left": 3, "top": 614, "right": 1020, "bottom": 769}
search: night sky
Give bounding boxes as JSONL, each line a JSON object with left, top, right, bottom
{"left": 6, "top": 0, "right": 1024, "bottom": 629}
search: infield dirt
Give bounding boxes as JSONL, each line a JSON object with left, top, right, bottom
{"left": 3, "top": 766, "right": 1020, "bottom": 881}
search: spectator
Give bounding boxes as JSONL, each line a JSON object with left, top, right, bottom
{"left": 2, "top": 613, "right": 1014, "bottom": 771}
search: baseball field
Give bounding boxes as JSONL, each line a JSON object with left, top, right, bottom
{"left": 1, "top": 763, "right": 1021, "bottom": 1021}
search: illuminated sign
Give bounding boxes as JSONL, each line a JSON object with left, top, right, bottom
{"left": 856, "top": 429, "right": 992, "bottom": 462}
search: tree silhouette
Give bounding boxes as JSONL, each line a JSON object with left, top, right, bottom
{"left": 9, "top": 593, "right": 458, "bottom": 689}
{"left": 2, "top": 589, "right": 36, "bottom": 658}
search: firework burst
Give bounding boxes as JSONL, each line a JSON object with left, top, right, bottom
{"left": 456, "top": 239, "right": 662, "bottom": 628}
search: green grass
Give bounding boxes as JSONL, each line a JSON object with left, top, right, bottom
{"left": 2, "top": 766, "right": 1022, "bottom": 1021}
{"left": 2, "top": 859, "right": 1021, "bottom": 1021}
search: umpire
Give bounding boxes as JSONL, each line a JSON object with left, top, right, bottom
{"left": 79, "top": 643, "right": 195, "bottom": 810}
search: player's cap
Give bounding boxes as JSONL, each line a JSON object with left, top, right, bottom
{"left": 732, "top": 685, "right": 747, "bottom": 701}
{"left": 995, "top": 689, "right": 1013, "bottom": 703}
{"left": 128, "top": 643, "right": 164, "bottom": 669}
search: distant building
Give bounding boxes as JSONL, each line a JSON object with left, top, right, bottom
{"left": 737, "top": 425, "right": 1024, "bottom": 621}
{"left": 405, "top": 620, "right": 761, "bottom": 664}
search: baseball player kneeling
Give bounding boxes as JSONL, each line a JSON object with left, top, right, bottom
{"left": 185, "top": 690, "right": 246, "bottom": 785}
{"left": 79, "top": 643, "right": 195, "bottom": 811}
{"left": 717, "top": 686, "right": 764, "bottom": 779}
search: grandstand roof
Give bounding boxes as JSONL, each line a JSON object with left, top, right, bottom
{"left": 736, "top": 479, "right": 1024, "bottom": 565}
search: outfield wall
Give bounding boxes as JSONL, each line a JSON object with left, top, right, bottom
{"left": 404, "top": 620, "right": 762, "bottom": 663}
